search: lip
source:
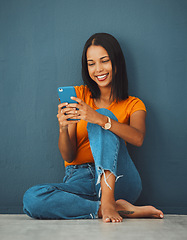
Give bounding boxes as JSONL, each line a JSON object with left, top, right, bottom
{"left": 95, "top": 73, "right": 109, "bottom": 81}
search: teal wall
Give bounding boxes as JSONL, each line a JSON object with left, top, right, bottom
{"left": 0, "top": 0, "right": 186, "bottom": 214}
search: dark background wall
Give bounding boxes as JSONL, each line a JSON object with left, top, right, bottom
{"left": 0, "top": 0, "right": 186, "bottom": 214}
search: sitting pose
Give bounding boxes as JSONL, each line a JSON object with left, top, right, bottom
{"left": 23, "top": 33, "right": 164, "bottom": 223}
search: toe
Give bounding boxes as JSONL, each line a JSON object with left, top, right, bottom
{"left": 157, "top": 210, "right": 164, "bottom": 219}
{"left": 116, "top": 217, "right": 122, "bottom": 222}
{"left": 152, "top": 210, "right": 164, "bottom": 219}
{"left": 111, "top": 217, "right": 116, "bottom": 223}
{"left": 104, "top": 217, "right": 111, "bottom": 223}
{"left": 159, "top": 211, "right": 164, "bottom": 218}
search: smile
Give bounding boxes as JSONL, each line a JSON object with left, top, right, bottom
{"left": 96, "top": 73, "right": 109, "bottom": 81}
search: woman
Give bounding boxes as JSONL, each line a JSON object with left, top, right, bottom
{"left": 23, "top": 33, "right": 164, "bottom": 223}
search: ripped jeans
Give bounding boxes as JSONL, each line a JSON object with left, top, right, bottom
{"left": 23, "top": 109, "right": 142, "bottom": 219}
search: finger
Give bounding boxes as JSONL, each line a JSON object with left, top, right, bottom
{"left": 73, "top": 114, "right": 83, "bottom": 120}
{"left": 65, "top": 114, "right": 79, "bottom": 120}
{"left": 67, "top": 103, "right": 81, "bottom": 109}
{"left": 59, "top": 113, "right": 77, "bottom": 122}
{"left": 59, "top": 107, "right": 67, "bottom": 114}
{"left": 58, "top": 102, "right": 68, "bottom": 113}
{"left": 59, "top": 106, "right": 76, "bottom": 115}
{"left": 68, "top": 109, "right": 79, "bottom": 115}
{"left": 63, "top": 109, "right": 78, "bottom": 116}
{"left": 70, "top": 97, "right": 84, "bottom": 105}
{"left": 70, "top": 115, "right": 81, "bottom": 120}
{"left": 58, "top": 102, "right": 68, "bottom": 108}
{"left": 60, "top": 107, "right": 77, "bottom": 114}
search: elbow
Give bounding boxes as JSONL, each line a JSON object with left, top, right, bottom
{"left": 58, "top": 146, "right": 76, "bottom": 163}
{"left": 63, "top": 156, "right": 75, "bottom": 163}
{"left": 64, "top": 153, "right": 76, "bottom": 163}
{"left": 61, "top": 153, "right": 76, "bottom": 163}
{"left": 135, "top": 134, "right": 145, "bottom": 147}
{"left": 64, "top": 158, "right": 74, "bottom": 163}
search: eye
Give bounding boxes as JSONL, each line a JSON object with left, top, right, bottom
{"left": 88, "top": 63, "right": 95, "bottom": 66}
{"left": 59, "top": 88, "right": 63, "bottom": 92}
{"left": 102, "top": 60, "right": 110, "bottom": 63}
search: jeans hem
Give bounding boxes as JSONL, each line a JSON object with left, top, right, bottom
{"left": 96, "top": 166, "right": 123, "bottom": 198}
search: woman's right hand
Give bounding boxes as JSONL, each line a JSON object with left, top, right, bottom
{"left": 57, "top": 102, "right": 80, "bottom": 132}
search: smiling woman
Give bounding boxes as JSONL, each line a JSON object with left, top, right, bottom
{"left": 87, "top": 45, "right": 113, "bottom": 89}
{"left": 23, "top": 33, "right": 164, "bottom": 223}
{"left": 82, "top": 33, "right": 128, "bottom": 102}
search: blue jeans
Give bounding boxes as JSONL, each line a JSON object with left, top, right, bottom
{"left": 23, "top": 109, "right": 142, "bottom": 219}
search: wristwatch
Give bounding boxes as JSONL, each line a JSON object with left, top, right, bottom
{"left": 102, "top": 116, "right": 111, "bottom": 130}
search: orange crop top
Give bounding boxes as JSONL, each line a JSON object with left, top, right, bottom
{"left": 64, "top": 85, "right": 146, "bottom": 167}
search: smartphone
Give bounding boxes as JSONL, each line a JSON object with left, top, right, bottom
{"left": 57, "top": 86, "right": 79, "bottom": 121}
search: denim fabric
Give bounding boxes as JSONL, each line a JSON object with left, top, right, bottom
{"left": 87, "top": 108, "right": 142, "bottom": 203}
{"left": 23, "top": 108, "right": 142, "bottom": 219}
{"left": 23, "top": 163, "right": 99, "bottom": 219}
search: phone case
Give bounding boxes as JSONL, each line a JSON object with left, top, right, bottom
{"left": 58, "top": 86, "right": 79, "bottom": 121}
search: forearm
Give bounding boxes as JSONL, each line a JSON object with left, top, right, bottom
{"left": 110, "top": 119, "right": 144, "bottom": 146}
{"left": 97, "top": 114, "right": 145, "bottom": 147}
{"left": 58, "top": 127, "right": 76, "bottom": 163}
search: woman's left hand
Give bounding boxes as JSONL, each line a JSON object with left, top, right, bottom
{"left": 69, "top": 97, "right": 105, "bottom": 125}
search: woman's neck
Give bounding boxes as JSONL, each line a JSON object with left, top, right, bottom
{"left": 99, "top": 85, "right": 112, "bottom": 99}
{"left": 94, "top": 86, "right": 114, "bottom": 108}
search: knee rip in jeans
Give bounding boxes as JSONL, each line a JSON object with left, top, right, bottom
{"left": 96, "top": 167, "right": 123, "bottom": 198}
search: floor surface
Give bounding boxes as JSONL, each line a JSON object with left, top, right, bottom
{"left": 0, "top": 214, "right": 187, "bottom": 240}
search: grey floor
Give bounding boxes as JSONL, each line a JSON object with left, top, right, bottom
{"left": 0, "top": 214, "right": 187, "bottom": 240}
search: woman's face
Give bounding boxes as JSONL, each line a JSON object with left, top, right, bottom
{"left": 86, "top": 45, "right": 113, "bottom": 89}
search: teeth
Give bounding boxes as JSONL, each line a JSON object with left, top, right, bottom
{"left": 97, "top": 74, "right": 107, "bottom": 79}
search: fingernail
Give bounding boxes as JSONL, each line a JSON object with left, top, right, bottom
{"left": 160, "top": 214, "right": 164, "bottom": 218}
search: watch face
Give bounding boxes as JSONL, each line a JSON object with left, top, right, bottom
{"left": 105, "top": 123, "right": 111, "bottom": 129}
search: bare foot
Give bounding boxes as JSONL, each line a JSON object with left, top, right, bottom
{"left": 99, "top": 201, "right": 123, "bottom": 223}
{"left": 116, "top": 199, "right": 164, "bottom": 219}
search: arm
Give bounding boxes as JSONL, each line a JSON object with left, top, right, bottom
{"left": 58, "top": 124, "right": 77, "bottom": 163}
{"left": 70, "top": 97, "right": 146, "bottom": 147}
{"left": 57, "top": 102, "right": 79, "bottom": 163}
{"left": 99, "top": 110, "right": 146, "bottom": 147}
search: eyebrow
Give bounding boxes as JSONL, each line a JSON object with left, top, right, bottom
{"left": 87, "top": 56, "right": 109, "bottom": 61}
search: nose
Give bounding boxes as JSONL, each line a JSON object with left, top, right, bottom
{"left": 95, "top": 62, "right": 103, "bottom": 73}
